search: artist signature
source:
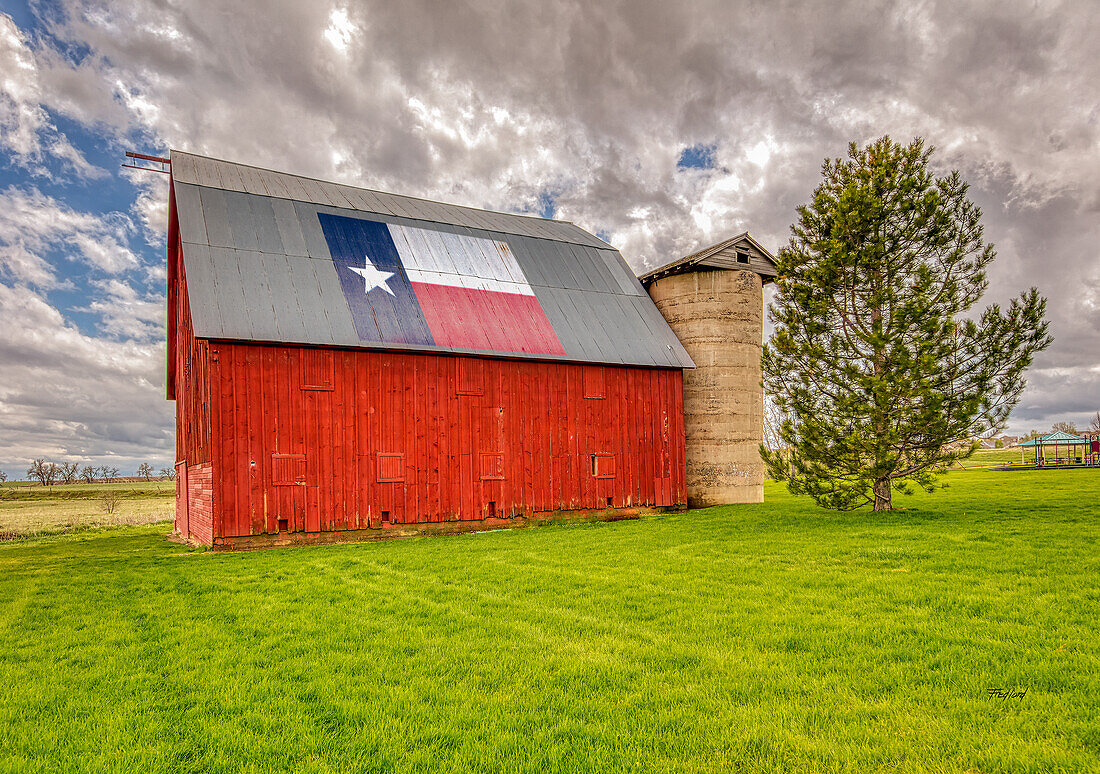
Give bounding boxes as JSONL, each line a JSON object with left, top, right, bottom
{"left": 986, "top": 687, "right": 1028, "bottom": 700}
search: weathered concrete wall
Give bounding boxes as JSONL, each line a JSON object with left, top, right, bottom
{"left": 647, "top": 270, "right": 764, "bottom": 505}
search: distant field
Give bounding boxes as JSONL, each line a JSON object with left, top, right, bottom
{"left": 953, "top": 448, "right": 1027, "bottom": 467}
{"left": 955, "top": 447, "right": 1097, "bottom": 468}
{"left": 0, "top": 467, "right": 1097, "bottom": 773}
{"left": 0, "top": 480, "right": 174, "bottom": 535}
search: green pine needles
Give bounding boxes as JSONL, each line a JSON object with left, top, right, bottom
{"left": 762, "top": 137, "right": 1052, "bottom": 511}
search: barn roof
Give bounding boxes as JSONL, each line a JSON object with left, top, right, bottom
{"left": 638, "top": 232, "right": 778, "bottom": 286}
{"left": 170, "top": 151, "right": 693, "bottom": 368}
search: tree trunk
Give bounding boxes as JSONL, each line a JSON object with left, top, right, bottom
{"left": 873, "top": 478, "right": 892, "bottom": 511}
{"left": 870, "top": 274, "right": 891, "bottom": 513}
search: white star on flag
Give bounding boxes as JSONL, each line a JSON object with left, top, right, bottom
{"left": 349, "top": 262, "right": 396, "bottom": 295}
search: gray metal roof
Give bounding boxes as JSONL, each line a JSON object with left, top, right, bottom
{"left": 171, "top": 151, "right": 693, "bottom": 369}
{"left": 171, "top": 151, "right": 610, "bottom": 249}
{"left": 638, "top": 232, "right": 778, "bottom": 286}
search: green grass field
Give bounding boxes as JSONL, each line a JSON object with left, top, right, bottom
{"left": 954, "top": 448, "right": 1094, "bottom": 469}
{"left": 953, "top": 448, "right": 1026, "bottom": 468}
{"left": 1, "top": 468, "right": 1097, "bottom": 773}
{"left": 0, "top": 480, "right": 174, "bottom": 535}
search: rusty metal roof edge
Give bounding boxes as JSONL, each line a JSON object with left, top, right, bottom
{"left": 637, "top": 231, "right": 778, "bottom": 284}
{"left": 170, "top": 149, "right": 603, "bottom": 248}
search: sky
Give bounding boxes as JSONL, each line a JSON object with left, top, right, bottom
{"left": 0, "top": 0, "right": 1098, "bottom": 479}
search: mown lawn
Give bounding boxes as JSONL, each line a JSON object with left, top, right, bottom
{"left": 953, "top": 449, "right": 1026, "bottom": 468}
{"left": 0, "top": 469, "right": 1097, "bottom": 773}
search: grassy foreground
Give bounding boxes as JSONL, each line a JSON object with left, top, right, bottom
{"left": 0, "top": 469, "right": 1097, "bottom": 773}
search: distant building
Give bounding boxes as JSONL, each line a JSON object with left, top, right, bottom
{"left": 968, "top": 435, "right": 1019, "bottom": 450}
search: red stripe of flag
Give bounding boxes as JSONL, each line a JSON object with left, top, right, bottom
{"left": 410, "top": 282, "right": 566, "bottom": 355}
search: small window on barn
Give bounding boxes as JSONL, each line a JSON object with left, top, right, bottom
{"left": 456, "top": 358, "right": 484, "bottom": 396}
{"left": 300, "top": 349, "right": 334, "bottom": 390}
{"left": 272, "top": 454, "right": 307, "bottom": 486}
{"left": 378, "top": 453, "right": 405, "bottom": 483}
{"left": 736, "top": 251, "right": 750, "bottom": 264}
{"left": 591, "top": 453, "right": 616, "bottom": 479}
{"left": 583, "top": 367, "right": 606, "bottom": 399}
{"left": 479, "top": 453, "right": 504, "bottom": 480}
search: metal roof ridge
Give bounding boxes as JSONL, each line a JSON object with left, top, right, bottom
{"left": 1044, "top": 430, "right": 1088, "bottom": 441}
{"left": 169, "top": 149, "right": 584, "bottom": 228}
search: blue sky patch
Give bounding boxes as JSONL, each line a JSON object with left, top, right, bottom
{"left": 677, "top": 143, "right": 717, "bottom": 170}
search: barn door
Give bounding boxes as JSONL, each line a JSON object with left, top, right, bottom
{"left": 176, "top": 461, "right": 189, "bottom": 538}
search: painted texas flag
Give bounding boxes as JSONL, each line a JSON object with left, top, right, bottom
{"left": 318, "top": 213, "right": 566, "bottom": 355}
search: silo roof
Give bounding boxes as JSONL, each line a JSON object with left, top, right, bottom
{"left": 171, "top": 151, "right": 693, "bottom": 369}
{"left": 639, "top": 232, "right": 778, "bottom": 286}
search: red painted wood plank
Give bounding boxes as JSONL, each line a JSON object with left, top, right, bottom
{"left": 234, "top": 347, "right": 247, "bottom": 535}
{"left": 192, "top": 341, "right": 687, "bottom": 533}
{"left": 427, "top": 355, "right": 441, "bottom": 522}
{"left": 568, "top": 365, "right": 580, "bottom": 508}
{"left": 219, "top": 346, "right": 236, "bottom": 536}
{"left": 246, "top": 346, "right": 264, "bottom": 535}
{"left": 292, "top": 348, "right": 307, "bottom": 532}
{"left": 278, "top": 347, "right": 294, "bottom": 528}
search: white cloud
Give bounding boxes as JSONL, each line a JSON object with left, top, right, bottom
{"left": 128, "top": 171, "right": 169, "bottom": 247}
{"left": 323, "top": 8, "right": 356, "bottom": 54}
{"left": 0, "top": 282, "right": 172, "bottom": 471}
{"left": 79, "top": 278, "right": 165, "bottom": 341}
{"left": 0, "top": 185, "right": 141, "bottom": 286}
{"left": 0, "top": 13, "right": 104, "bottom": 179}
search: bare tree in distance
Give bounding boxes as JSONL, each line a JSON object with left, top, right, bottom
{"left": 160, "top": 467, "right": 176, "bottom": 480}
{"left": 27, "top": 459, "right": 60, "bottom": 486}
{"left": 761, "top": 397, "right": 787, "bottom": 452}
{"left": 100, "top": 491, "right": 121, "bottom": 514}
{"left": 0, "top": 471, "right": 7, "bottom": 484}
{"left": 80, "top": 465, "right": 97, "bottom": 484}
{"left": 59, "top": 462, "right": 79, "bottom": 485}
{"left": 136, "top": 463, "right": 153, "bottom": 481}
{"left": 1090, "top": 412, "right": 1100, "bottom": 433}
{"left": 104, "top": 466, "right": 121, "bottom": 482}
{"left": 1051, "top": 421, "right": 1079, "bottom": 435}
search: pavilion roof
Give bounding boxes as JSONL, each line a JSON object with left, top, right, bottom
{"left": 1015, "top": 431, "right": 1089, "bottom": 447}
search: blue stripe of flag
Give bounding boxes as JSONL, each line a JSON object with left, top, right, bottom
{"left": 319, "top": 214, "right": 435, "bottom": 346}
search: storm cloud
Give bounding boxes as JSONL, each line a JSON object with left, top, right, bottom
{"left": 1, "top": 0, "right": 1098, "bottom": 475}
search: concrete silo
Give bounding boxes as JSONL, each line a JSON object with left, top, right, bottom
{"left": 639, "top": 234, "right": 778, "bottom": 506}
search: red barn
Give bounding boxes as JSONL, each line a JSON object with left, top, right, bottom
{"left": 166, "top": 152, "right": 693, "bottom": 547}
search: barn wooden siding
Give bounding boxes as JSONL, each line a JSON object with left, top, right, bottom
{"left": 206, "top": 343, "right": 686, "bottom": 538}
{"left": 167, "top": 197, "right": 216, "bottom": 543}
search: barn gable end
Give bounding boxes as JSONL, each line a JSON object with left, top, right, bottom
{"left": 167, "top": 152, "right": 693, "bottom": 546}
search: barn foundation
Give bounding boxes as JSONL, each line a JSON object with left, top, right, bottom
{"left": 201, "top": 507, "right": 665, "bottom": 551}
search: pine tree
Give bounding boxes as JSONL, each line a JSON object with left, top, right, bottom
{"left": 762, "top": 136, "right": 1052, "bottom": 511}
